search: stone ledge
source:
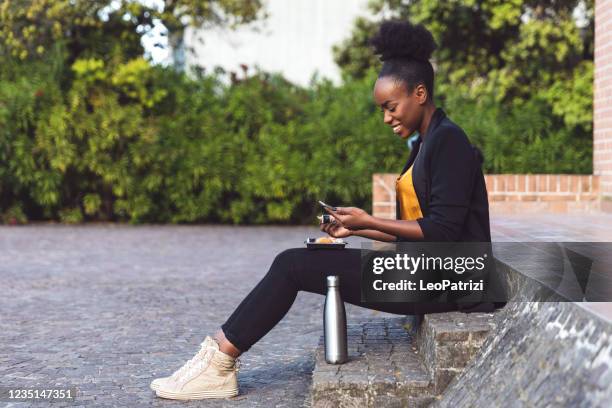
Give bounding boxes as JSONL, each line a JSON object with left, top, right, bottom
{"left": 310, "top": 312, "right": 500, "bottom": 407}
{"left": 416, "top": 312, "right": 498, "bottom": 395}
{"left": 434, "top": 302, "right": 612, "bottom": 407}
{"left": 310, "top": 317, "right": 435, "bottom": 408}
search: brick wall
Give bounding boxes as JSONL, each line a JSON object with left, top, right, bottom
{"left": 595, "top": 0, "right": 612, "bottom": 210}
{"left": 372, "top": 174, "right": 601, "bottom": 218}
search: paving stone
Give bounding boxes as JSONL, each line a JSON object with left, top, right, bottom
{"left": 0, "top": 225, "right": 395, "bottom": 407}
{"left": 4, "top": 216, "right": 612, "bottom": 407}
{"left": 310, "top": 317, "right": 434, "bottom": 407}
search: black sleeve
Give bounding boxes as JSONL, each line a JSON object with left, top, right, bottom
{"left": 417, "top": 127, "right": 475, "bottom": 241}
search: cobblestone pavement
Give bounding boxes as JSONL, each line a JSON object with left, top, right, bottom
{"left": 2, "top": 214, "right": 612, "bottom": 407}
{"left": 0, "top": 225, "right": 394, "bottom": 408}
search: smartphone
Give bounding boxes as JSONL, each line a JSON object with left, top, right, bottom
{"left": 317, "top": 214, "right": 335, "bottom": 224}
{"left": 318, "top": 200, "right": 338, "bottom": 211}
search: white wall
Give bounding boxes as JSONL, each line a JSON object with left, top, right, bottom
{"left": 183, "top": 0, "right": 371, "bottom": 86}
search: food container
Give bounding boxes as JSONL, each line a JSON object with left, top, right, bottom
{"left": 305, "top": 237, "right": 347, "bottom": 250}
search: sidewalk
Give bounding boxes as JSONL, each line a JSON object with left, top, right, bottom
{"left": 0, "top": 225, "right": 389, "bottom": 407}
{"left": 1, "top": 215, "right": 610, "bottom": 406}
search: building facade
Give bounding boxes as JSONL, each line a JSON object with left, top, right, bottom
{"left": 181, "top": 0, "right": 370, "bottom": 86}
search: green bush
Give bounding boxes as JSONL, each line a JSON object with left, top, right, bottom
{"left": 0, "top": 54, "right": 408, "bottom": 224}
{"left": 0, "top": 52, "right": 593, "bottom": 224}
{"left": 440, "top": 76, "right": 592, "bottom": 174}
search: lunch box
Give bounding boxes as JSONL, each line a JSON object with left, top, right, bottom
{"left": 305, "top": 238, "right": 348, "bottom": 250}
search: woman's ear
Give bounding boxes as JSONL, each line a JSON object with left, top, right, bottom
{"left": 414, "top": 84, "right": 428, "bottom": 105}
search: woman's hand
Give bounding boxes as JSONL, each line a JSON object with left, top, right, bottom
{"left": 326, "top": 207, "right": 373, "bottom": 230}
{"left": 320, "top": 220, "right": 353, "bottom": 238}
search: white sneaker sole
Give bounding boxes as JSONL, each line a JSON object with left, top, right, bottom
{"left": 155, "top": 387, "right": 239, "bottom": 400}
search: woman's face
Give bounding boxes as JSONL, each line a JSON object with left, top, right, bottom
{"left": 373, "top": 76, "right": 426, "bottom": 139}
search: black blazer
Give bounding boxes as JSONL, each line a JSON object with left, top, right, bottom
{"left": 397, "top": 108, "right": 491, "bottom": 242}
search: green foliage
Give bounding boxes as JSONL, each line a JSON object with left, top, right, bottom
{"left": 442, "top": 85, "right": 592, "bottom": 174}
{"left": 1, "top": 205, "right": 27, "bottom": 225}
{"left": 0, "top": 0, "right": 595, "bottom": 224}
{"left": 0, "top": 52, "right": 406, "bottom": 224}
{"left": 334, "top": 0, "right": 593, "bottom": 175}
{"left": 333, "top": 18, "right": 381, "bottom": 81}
{"left": 0, "top": 0, "right": 264, "bottom": 61}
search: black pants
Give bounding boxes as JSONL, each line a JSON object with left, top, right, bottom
{"left": 221, "top": 248, "right": 497, "bottom": 352}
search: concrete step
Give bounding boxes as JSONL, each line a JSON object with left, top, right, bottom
{"left": 416, "top": 312, "right": 497, "bottom": 395}
{"left": 310, "top": 317, "right": 435, "bottom": 408}
{"left": 310, "top": 312, "right": 499, "bottom": 407}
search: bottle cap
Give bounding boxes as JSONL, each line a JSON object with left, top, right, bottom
{"left": 327, "top": 275, "right": 340, "bottom": 287}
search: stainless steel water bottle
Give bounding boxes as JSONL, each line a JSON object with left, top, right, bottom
{"left": 324, "top": 275, "right": 348, "bottom": 364}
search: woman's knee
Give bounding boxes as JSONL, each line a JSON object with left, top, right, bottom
{"left": 270, "top": 248, "right": 304, "bottom": 270}
{"left": 267, "top": 248, "right": 307, "bottom": 281}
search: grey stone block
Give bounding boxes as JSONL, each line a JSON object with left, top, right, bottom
{"left": 310, "top": 317, "right": 433, "bottom": 407}
{"left": 436, "top": 343, "right": 472, "bottom": 369}
{"left": 435, "top": 301, "right": 612, "bottom": 408}
{"left": 434, "top": 369, "right": 459, "bottom": 394}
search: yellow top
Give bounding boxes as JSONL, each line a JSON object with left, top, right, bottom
{"left": 396, "top": 165, "right": 423, "bottom": 221}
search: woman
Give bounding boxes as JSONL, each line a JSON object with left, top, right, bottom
{"left": 151, "top": 20, "right": 499, "bottom": 401}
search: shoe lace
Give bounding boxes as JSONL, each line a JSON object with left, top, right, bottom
{"left": 176, "top": 351, "right": 215, "bottom": 383}
{"left": 171, "top": 345, "right": 214, "bottom": 381}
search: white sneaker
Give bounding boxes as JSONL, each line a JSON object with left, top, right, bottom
{"left": 150, "top": 337, "right": 217, "bottom": 392}
{"left": 152, "top": 336, "right": 240, "bottom": 400}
